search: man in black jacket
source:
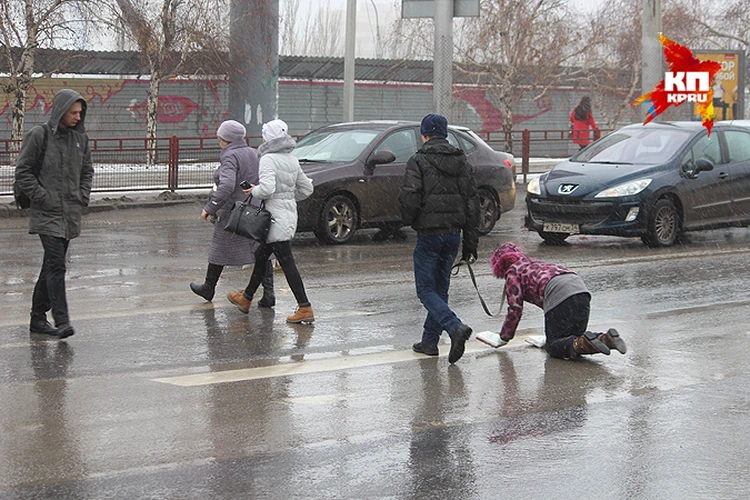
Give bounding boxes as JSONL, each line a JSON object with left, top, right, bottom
{"left": 398, "top": 113, "right": 480, "bottom": 363}
{"left": 15, "top": 89, "right": 93, "bottom": 339}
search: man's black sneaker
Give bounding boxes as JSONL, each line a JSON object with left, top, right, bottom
{"left": 30, "top": 320, "right": 58, "bottom": 336}
{"left": 448, "top": 324, "right": 472, "bottom": 363}
{"left": 412, "top": 342, "right": 439, "bottom": 356}
{"left": 56, "top": 324, "right": 75, "bottom": 340}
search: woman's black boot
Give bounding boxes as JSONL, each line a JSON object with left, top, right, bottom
{"left": 190, "top": 263, "right": 223, "bottom": 302}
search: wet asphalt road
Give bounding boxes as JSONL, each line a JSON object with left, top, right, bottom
{"left": 1, "top": 200, "right": 750, "bottom": 499}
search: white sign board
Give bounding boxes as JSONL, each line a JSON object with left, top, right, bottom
{"left": 402, "top": 0, "right": 480, "bottom": 18}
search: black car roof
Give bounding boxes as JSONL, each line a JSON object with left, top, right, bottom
{"left": 313, "top": 120, "right": 470, "bottom": 133}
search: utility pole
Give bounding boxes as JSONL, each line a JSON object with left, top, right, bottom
{"left": 228, "top": 0, "right": 279, "bottom": 137}
{"left": 433, "top": 0, "right": 454, "bottom": 120}
{"left": 641, "top": 0, "right": 662, "bottom": 119}
{"left": 401, "top": 0, "right": 478, "bottom": 120}
{"left": 343, "top": 0, "right": 357, "bottom": 122}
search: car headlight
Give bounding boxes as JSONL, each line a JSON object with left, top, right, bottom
{"left": 527, "top": 177, "right": 541, "bottom": 195}
{"left": 594, "top": 179, "right": 652, "bottom": 198}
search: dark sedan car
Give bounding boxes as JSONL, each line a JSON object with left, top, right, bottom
{"left": 293, "top": 121, "right": 516, "bottom": 244}
{"left": 525, "top": 121, "right": 750, "bottom": 247}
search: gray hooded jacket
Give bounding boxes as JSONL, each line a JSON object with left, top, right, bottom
{"left": 15, "top": 89, "right": 94, "bottom": 239}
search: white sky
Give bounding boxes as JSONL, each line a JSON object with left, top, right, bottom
{"left": 292, "top": 0, "right": 600, "bottom": 58}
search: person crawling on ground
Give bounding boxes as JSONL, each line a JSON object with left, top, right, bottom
{"left": 489, "top": 243, "right": 626, "bottom": 359}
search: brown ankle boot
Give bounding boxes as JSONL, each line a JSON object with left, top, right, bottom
{"left": 572, "top": 331, "right": 610, "bottom": 356}
{"left": 599, "top": 328, "right": 627, "bottom": 354}
{"left": 227, "top": 290, "right": 252, "bottom": 313}
{"left": 287, "top": 305, "right": 314, "bottom": 323}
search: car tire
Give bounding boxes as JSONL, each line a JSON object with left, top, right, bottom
{"left": 315, "top": 194, "right": 359, "bottom": 245}
{"left": 478, "top": 188, "right": 499, "bottom": 235}
{"left": 538, "top": 231, "right": 569, "bottom": 245}
{"left": 642, "top": 198, "right": 680, "bottom": 247}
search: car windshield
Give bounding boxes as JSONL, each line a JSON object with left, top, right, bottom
{"left": 574, "top": 127, "right": 693, "bottom": 165}
{"left": 294, "top": 129, "right": 381, "bottom": 163}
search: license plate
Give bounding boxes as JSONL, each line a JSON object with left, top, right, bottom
{"left": 543, "top": 222, "right": 580, "bottom": 234}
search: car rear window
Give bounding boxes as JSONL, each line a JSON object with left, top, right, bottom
{"left": 575, "top": 127, "right": 693, "bottom": 165}
{"left": 725, "top": 130, "right": 750, "bottom": 163}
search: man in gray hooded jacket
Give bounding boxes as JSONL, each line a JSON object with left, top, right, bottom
{"left": 15, "top": 89, "right": 94, "bottom": 339}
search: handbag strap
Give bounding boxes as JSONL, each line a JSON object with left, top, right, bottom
{"left": 451, "top": 259, "right": 505, "bottom": 318}
{"left": 243, "top": 193, "right": 267, "bottom": 209}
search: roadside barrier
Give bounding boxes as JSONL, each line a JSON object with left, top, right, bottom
{"left": 0, "top": 129, "right": 607, "bottom": 195}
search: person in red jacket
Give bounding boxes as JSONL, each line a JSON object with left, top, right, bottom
{"left": 569, "top": 96, "right": 599, "bottom": 149}
{"left": 489, "top": 243, "right": 626, "bottom": 360}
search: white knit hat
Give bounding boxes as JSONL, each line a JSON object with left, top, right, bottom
{"left": 261, "top": 119, "right": 288, "bottom": 142}
{"left": 216, "top": 120, "right": 246, "bottom": 142}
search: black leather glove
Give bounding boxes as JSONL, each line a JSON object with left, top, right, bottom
{"left": 461, "top": 247, "right": 478, "bottom": 263}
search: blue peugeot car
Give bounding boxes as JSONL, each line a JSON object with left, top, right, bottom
{"left": 525, "top": 121, "right": 750, "bottom": 247}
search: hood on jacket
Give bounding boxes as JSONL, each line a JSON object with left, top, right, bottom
{"left": 47, "top": 89, "right": 87, "bottom": 134}
{"left": 491, "top": 243, "right": 525, "bottom": 278}
{"left": 419, "top": 137, "right": 465, "bottom": 176}
{"left": 259, "top": 134, "right": 296, "bottom": 157}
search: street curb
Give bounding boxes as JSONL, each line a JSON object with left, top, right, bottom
{"left": 0, "top": 198, "right": 202, "bottom": 219}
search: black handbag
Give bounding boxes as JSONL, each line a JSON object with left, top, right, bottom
{"left": 223, "top": 195, "right": 272, "bottom": 242}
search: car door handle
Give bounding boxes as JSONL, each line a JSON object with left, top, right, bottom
{"left": 718, "top": 172, "right": 729, "bottom": 179}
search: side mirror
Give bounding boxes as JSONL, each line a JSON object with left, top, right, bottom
{"left": 367, "top": 150, "right": 396, "bottom": 167}
{"left": 690, "top": 158, "right": 714, "bottom": 178}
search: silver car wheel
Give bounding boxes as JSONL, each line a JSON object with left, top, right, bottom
{"left": 317, "top": 194, "right": 359, "bottom": 244}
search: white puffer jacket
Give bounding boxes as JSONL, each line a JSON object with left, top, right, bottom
{"left": 253, "top": 135, "right": 314, "bottom": 243}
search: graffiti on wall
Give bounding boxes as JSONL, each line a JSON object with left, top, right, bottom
{"left": 2, "top": 77, "right": 563, "bottom": 140}
{"left": 0, "top": 79, "right": 127, "bottom": 115}
{"left": 456, "top": 88, "right": 553, "bottom": 132}
{"left": 126, "top": 95, "right": 204, "bottom": 124}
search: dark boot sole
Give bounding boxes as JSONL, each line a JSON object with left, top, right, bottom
{"left": 583, "top": 331, "right": 611, "bottom": 355}
{"left": 607, "top": 328, "right": 627, "bottom": 354}
{"left": 412, "top": 342, "right": 439, "bottom": 356}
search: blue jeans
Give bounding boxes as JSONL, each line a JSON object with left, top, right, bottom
{"left": 413, "top": 232, "right": 462, "bottom": 346}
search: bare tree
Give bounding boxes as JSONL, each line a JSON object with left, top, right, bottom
{"left": 0, "top": 0, "right": 85, "bottom": 142}
{"left": 582, "top": 0, "right": 749, "bottom": 127}
{"left": 579, "top": 0, "right": 643, "bottom": 128}
{"left": 89, "top": 0, "right": 224, "bottom": 163}
{"left": 280, "top": 0, "right": 299, "bottom": 55}
{"left": 669, "top": 0, "right": 749, "bottom": 104}
{"left": 386, "top": 16, "right": 433, "bottom": 60}
{"left": 455, "top": 0, "right": 591, "bottom": 151}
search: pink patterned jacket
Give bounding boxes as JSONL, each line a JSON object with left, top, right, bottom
{"left": 490, "top": 243, "right": 574, "bottom": 341}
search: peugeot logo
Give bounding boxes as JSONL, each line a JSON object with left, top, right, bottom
{"left": 558, "top": 184, "right": 578, "bottom": 195}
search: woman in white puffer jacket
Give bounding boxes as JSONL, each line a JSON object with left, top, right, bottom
{"left": 227, "top": 119, "right": 315, "bottom": 323}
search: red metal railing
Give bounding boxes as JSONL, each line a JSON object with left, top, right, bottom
{"left": 1, "top": 130, "right": 607, "bottom": 195}
{"left": 477, "top": 128, "right": 606, "bottom": 183}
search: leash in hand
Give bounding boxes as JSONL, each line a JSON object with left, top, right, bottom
{"left": 451, "top": 258, "right": 505, "bottom": 318}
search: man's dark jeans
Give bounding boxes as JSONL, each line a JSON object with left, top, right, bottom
{"left": 413, "top": 232, "right": 462, "bottom": 346}
{"left": 32, "top": 235, "right": 70, "bottom": 327}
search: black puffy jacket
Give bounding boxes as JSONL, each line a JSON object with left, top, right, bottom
{"left": 398, "top": 137, "right": 479, "bottom": 248}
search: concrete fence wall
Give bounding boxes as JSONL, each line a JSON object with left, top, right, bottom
{"left": 2, "top": 76, "right": 690, "bottom": 158}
